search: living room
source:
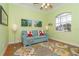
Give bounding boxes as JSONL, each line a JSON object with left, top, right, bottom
{"left": 0, "top": 3, "right": 79, "bottom": 56}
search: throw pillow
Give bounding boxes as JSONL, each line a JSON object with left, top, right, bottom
{"left": 27, "top": 31, "right": 33, "bottom": 37}
{"left": 39, "top": 30, "right": 45, "bottom": 36}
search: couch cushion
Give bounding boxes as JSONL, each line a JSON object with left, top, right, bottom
{"left": 33, "top": 36, "right": 40, "bottom": 39}
{"left": 22, "top": 31, "right": 28, "bottom": 37}
{"left": 33, "top": 35, "right": 46, "bottom": 39}
{"left": 39, "top": 35, "right": 47, "bottom": 38}
{"left": 32, "top": 30, "right": 38, "bottom": 36}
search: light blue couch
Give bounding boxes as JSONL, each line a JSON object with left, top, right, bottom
{"left": 21, "top": 30, "right": 48, "bottom": 46}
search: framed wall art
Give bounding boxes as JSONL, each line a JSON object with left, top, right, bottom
{"left": 34, "top": 20, "right": 42, "bottom": 27}
{"left": 0, "top": 5, "right": 8, "bottom": 26}
{"left": 21, "top": 19, "right": 32, "bottom": 26}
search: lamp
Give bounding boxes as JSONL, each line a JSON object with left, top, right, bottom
{"left": 12, "top": 24, "right": 18, "bottom": 48}
{"left": 45, "top": 25, "right": 49, "bottom": 36}
{"left": 12, "top": 24, "right": 18, "bottom": 32}
{"left": 45, "top": 25, "right": 48, "bottom": 30}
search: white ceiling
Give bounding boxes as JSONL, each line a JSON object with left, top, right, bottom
{"left": 14, "top": 3, "right": 65, "bottom": 12}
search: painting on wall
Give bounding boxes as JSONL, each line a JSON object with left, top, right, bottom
{"left": 34, "top": 20, "right": 42, "bottom": 27}
{"left": 0, "top": 5, "right": 8, "bottom": 26}
{"left": 21, "top": 19, "right": 32, "bottom": 26}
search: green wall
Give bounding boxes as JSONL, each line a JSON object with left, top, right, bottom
{"left": 8, "top": 4, "right": 49, "bottom": 44}
{"left": 8, "top": 4, "right": 79, "bottom": 46}
{"left": 1, "top": 3, "right": 79, "bottom": 55}
{"left": 48, "top": 4, "right": 79, "bottom": 46}
{"left": 0, "top": 3, "right": 9, "bottom": 55}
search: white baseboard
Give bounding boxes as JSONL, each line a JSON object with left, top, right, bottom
{"left": 1, "top": 43, "right": 8, "bottom": 56}
{"left": 49, "top": 37, "right": 79, "bottom": 47}
{"left": 8, "top": 41, "right": 21, "bottom": 44}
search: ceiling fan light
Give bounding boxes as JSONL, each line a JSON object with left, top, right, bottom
{"left": 41, "top": 3, "right": 46, "bottom": 7}
{"left": 42, "top": 3, "right": 46, "bottom": 6}
{"left": 47, "top": 3, "right": 50, "bottom": 6}
{"left": 45, "top": 6, "right": 48, "bottom": 9}
{"left": 39, "top": 3, "right": 52, "bottom": 10}
{"left": 41, "top": 5, "right": 44, "bottom": 7}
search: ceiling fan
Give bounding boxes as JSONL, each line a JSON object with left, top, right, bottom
{"left": 33, "top": 3, "right": 53, "bottom": 10}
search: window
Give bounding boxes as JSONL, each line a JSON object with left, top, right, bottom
{"left": 56, "top": 12, "right": 71, "bottom": 32}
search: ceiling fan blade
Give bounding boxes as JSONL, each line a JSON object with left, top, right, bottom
{"left": 40, "top": 7, "right": 43, "bottom": 10}
{"left": 33, "top": 3, "right": 39, "bottom": 5}
{"left": 49, "top": 5, "right": 53, "bottom": 8}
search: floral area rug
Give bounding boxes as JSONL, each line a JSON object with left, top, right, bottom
{"left": 14, "top": 41, "right": 79, "bottom": 56}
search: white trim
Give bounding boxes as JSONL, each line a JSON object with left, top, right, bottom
{"left": 1, "top": 43, "right": 8, "bottom": 56}
{"left": 8, "top": 41, "right": 14, "bottom": 44}
{"left": 49, "top": 37, "right": 79, "bottom": 47}
{"left": 8, "top": 41, "right": 21, "bottom": 44}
